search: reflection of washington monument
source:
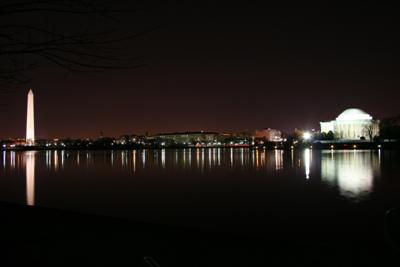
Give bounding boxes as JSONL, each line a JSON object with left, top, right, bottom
{"left": 26, "top": 151, "right": 36, "bottom": 206}
{"left": 26, "top": 89, "right": 35, "bottom": 145}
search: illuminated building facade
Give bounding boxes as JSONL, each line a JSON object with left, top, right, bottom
{"left": 254, "top": 128, "right": 283, "bottom": 142}
{"left": 320, "top": 108, "right": 379, "bottom": 141}
{"left": 26, "top": 89, "right": 35, "bottom": 145}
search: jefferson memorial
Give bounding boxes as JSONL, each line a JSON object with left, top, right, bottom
{"left": 320, "top": 108, "right": 380, "bottom": 141}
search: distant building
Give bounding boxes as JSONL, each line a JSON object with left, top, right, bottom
{"left": 320, "top": 108, "right": 379, "bottom": 141}
{"left": 254, "top": 128, "right": 283, "bottom": 142}
{"left": 115, "top": 134, "right": 141, "bottom": 145}
{"left": 154, "top": 131, "right": 220, "bottom": 145}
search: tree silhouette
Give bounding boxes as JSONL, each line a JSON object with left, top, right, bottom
{"left": 0, "top": 0, "right": 154, "bottom": 88}
{"left": 362, "top": 124, "right": 375, "bottom": 142}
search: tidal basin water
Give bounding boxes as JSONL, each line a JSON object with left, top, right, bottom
{"left": 0, "top": 149, "right": 399, "bottom": 233}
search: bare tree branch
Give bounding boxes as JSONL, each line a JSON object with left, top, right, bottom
{"left": 0, "top": 0, "right": 152, "bottom": 88}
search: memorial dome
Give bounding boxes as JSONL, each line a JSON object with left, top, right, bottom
{"left": 336, "top": 108, "right": 372, "bottom": 121}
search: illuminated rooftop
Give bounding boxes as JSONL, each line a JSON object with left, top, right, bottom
{"left": 336, "top": 108, "right": 373, "bottom": 121}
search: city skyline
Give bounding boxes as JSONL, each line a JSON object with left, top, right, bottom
{"left": 0, "top": 88, "right": 394, "bottom": 140}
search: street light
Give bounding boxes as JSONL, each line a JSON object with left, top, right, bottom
{"left": 303, "top": 132, "right": 312, "bottom": 140}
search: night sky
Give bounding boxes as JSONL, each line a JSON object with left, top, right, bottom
{"left": 1, "top": 3, "right": 399, "bottom": 138}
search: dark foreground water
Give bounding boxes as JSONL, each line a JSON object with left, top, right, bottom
{"left": 1, "top": 148, "right": 400, "bottom": 266}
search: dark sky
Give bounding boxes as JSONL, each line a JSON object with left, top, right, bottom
{"left": 1, "top": 3, "right": 399, "bottom": 138}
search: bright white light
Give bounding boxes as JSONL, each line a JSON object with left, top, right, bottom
{"left": 303, "top": 132, "right": 312, "bottom": 140}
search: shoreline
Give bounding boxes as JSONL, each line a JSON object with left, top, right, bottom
{"left": 1, "top": 141, "right": 399, "bottom": 151}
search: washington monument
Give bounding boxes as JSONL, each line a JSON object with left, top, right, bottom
{"left": 26, "top": 89, "right": 35, "bottom": 145}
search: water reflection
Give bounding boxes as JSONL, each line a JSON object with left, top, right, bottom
{"left": 274, "top": 149, "right": 283, "bottom": 170}
{"left": 10, "top": 151, "right": 16, "bottom": 169}
{"left": 46, "top": 150, "right": 51, "bottom": 169}
{"left": 121, "top": 150, "right": 126, "bottom": 167}
{"left": 0, "top": 148, "right": 385, "bottom": 205}
{"left": 291, "top": 149, "right": 294, "bottom": 167}
{"left": 378, "top": 149, "right": 381, "bottom": 164}
{"left": 132, "top": 150, "right": 136, "bottom": 172}
{"left": 25, "top": 151, "right": 36, "bottom": 206}
{"left": 230, "top": 148, "right": 233, "bottom": 167}
{"left": 54, "top": 150, "right": 58, "bottom": 171}
{"left": 142, "top": 150, "right": 146, "bottom": 167}
{"left": 2, "top": 150, "right": 5, "bottom": 169}
{"left": 161, "top": 149, "right": 165, "bottom": 168}
{"left": 61, "top": 150, "right": 65, "bottom": 168}
{"left": 240, "top": 148, "right": 244, "bottom": 166}
{"left": 304, "top": 149, "right": 311, "bottom": 179}
{"left": 321, "top": 150, "right": 380, "bottom": 199}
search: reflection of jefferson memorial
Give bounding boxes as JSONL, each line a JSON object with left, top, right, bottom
{"left": 320, "top": 108, "right": 379, "bottom": 140}
{"left": 321, "top": 151, "right": 380, "bottom": 199}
